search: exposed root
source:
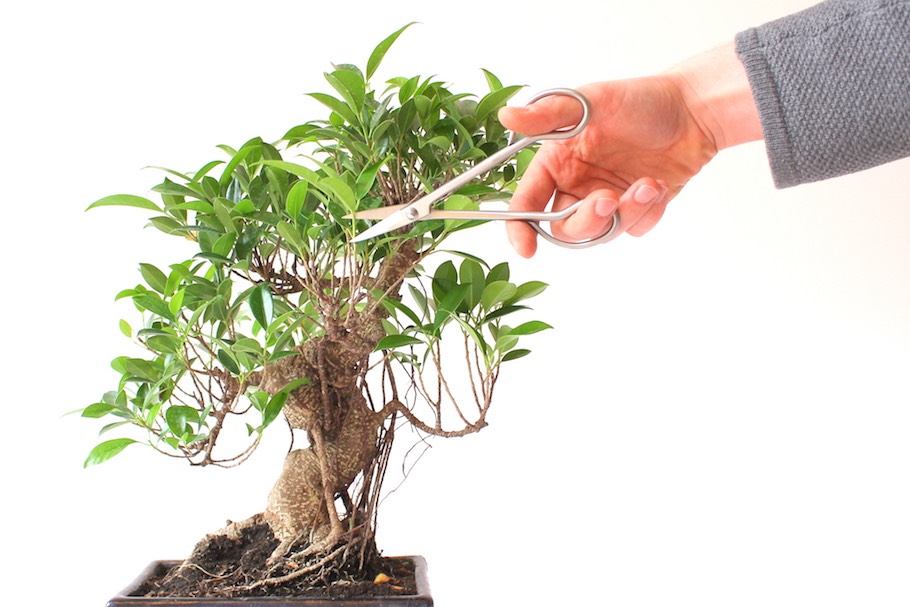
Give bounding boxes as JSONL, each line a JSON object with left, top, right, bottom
{"left": 288, "top": 529, "right": 343, "bottom": 563}
{"left": 241, "top": 543, "right": 347, "bottom": 592}
{"left": 144, "top": 515, "right": 397, "bottom": 599}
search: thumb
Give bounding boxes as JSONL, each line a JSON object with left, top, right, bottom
{"left": 498, "top": 94, "right": 585, "bottom": 136}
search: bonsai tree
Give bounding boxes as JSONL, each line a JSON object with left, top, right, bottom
{"left": 82, "top": 24, "right": 550, "bottom": 597}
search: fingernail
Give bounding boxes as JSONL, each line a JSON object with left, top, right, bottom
{"left": 634, "top": 184, "right": 659, "bottom": 204}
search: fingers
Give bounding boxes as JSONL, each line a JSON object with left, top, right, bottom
{"left": 506, "top": 175, "right": 671, "bottom": 256}
{"left": 506, "top": 157, "right": 557, "bottom": 258}
{"left": 620, "top": 179, "right": 670, "bottom": 237}
{"left": 498, "top": 94, "right": 586, "bottom": 136}
{"left": 550, "top": 189, "right": 619, "bottom": 242}
{"left": 540, "top": 178, "right": 670, "bottom": 248}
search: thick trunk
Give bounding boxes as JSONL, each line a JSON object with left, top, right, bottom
{"left": 259, "top": 335, "right": 381, "bottom": 557}
{"left": 264, "top": 389, "right": 380, "bottom": 553}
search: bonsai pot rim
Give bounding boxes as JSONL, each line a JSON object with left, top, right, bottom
{"left": 107, "top": 555, "right": 433, "bottom": 606}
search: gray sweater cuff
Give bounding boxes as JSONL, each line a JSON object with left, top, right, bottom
{"left": 735, "top": 0, "right": 910, "bottom": 189}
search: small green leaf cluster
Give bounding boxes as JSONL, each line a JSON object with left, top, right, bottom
{"left": 378, "top": 257, "right": 551, "bottom": 369}
{"left": 81, "top": 24, "right": 547, "bottom": 467}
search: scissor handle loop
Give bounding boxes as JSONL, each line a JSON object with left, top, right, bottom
{"left": 521, "top": 88, "right": 591, "bottom": 142}
{"left": 529, "top": 209, "right": 621, "bottom": 249}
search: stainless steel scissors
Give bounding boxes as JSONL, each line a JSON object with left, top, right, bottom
{"left": 345, "top": 88, "right": 621, "bottom": 249}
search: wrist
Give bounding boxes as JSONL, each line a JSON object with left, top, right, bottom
{"left": 665, "top": 42, "right": 763, "bottom": 150}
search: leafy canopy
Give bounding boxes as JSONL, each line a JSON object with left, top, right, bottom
{"left": 82, "top": 24, "right": 550, "bottom": 467}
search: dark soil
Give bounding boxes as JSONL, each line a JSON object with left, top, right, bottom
{"left": 135, "top": 519, "right": 417, "bottom": 599}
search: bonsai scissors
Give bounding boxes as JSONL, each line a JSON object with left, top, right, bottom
{"left": 345, "top": 88, "right": 621, "bottom": 249}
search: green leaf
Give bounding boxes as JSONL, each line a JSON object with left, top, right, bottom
{"left": 139, "top": 263, "right": 168, "bottom": 294}
{"left": 355, "top": 158, "right": 386, "bottom": 199}
{"left": 171, "top": 200, "right": 215, "bottom": 214}
{"left": 262, "top": 392, "right": 289, "bottom": 430}
{"left": 375, "top": 334, "right": 423, "bottom": 351}
{"left": 277, "top": 222, "right": 307, "bottom": 252}
{"left": 152, "top": 178, "right": 201, "bottom": 199}
{"left": 123, "top": 358, "right": 162, "bottom": 382}
{"left": 433, "top": 284, "right": 470, "bottom": 330}
{"left": 133, "top": 293, "right": 176, "bottom": 321}
{"left": 81, "top": 403, "right": 116, "bottom": 419}
{"left": 507, "top": 280, "right": 549, "bottom": 304}
{"left": 84, "top": 438, "right": 137, "bottom": 467}
{"left": 119, "top": 319, "right": 132, "bottom": 338}
{"left": 286, "top": 181, "right": 309, "bottom": 220}
{"left": 487, "top": 262, "right": 510, "bottom": 285}
{"left": 509, "top": 320, "right": 553, "bottom": 336}
{"left": 217, "top": 349, "right": 241, "bottom": 375}
{"left": 481, "top": 280, "right": 517, "bottom": 311}
{"left": 502, "top": 348, "right": 531, "bottom": 362}
{"left": 194, "top": 252, "right": 232, "bottom": 266}
{"left": 475, "top": 85, "right": 524, "bottom": 123}
{"left": 148, "top": 216, "right": 185, "bottom": 235}
{"left": 325, "top": 69, "right": 365, "bottom": 113}
{"left": 218, "top": 145, "right": 257, "bottom": 188}
{"left": 366, "top": 22, "right": 416, "bottom": 80}
{"left": 233, "top": 338, "right": 264, "bottom": 355}
{"left": 408, "top": 284, "right": 429, "bottom": 318}
{"left": 212, "top": 232, "right": 236, "bottom": 257}
{"left": 393, "top": 298, "right": 425, "bottom": 326}
{"left": 87, "top": 194, "right": 160, "bottom": 212}
{"left": 423, "top": 135, "right": 451, "bottom": 150}
{"left": 441, "top": 194, "right": 480, "bottom": 232}
{"left": 168, "top": 288, "right": 185, "bottom": 317}
{"left": 146, "top": 334, "right": 180, "bottom": 355}
{"left": 249, "top": 284, "right": 274, "bottom": 329}
{"left": 166, "top": 406, "right": 198, "bottom": 437}
{"left": 259, "top": 160, "right": 320, "bottom": 183}
{"left": 397, "top": 75, "right": 420, "bottom": 103}
{"left": 482, "top": 304, "right": 529, "bottom": 324}
{"left": 308, "top": 92, "right": 359, "bottom": 125}
{"left": 213, "top": 197, "right": 238, "bottom": 234}
{"left": 319, "top": 176, "right": 357, "bottom": 212}
{"left": 261, "top": 378, "right": 310, "bottom": 429}
{"left": 481, "top": 69, "right": 504, "bottom": 92}
{"left": 494, "top": 333, "right": 519, "bottom": 353}
{"left": 459, "top": 258, "right": 486, "bottom": 310}
{"left": 191, "top": 159, "right": 225, "bottom": 182}
{"left": 432, "top": 260, "right": 458, "bottom": 303}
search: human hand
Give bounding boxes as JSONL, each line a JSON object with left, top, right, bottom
{"left": 499, "top": 78, "right": 713, "bottom": 256}
{"left": 498, "top": 44, "right": 762, "bottom": 257}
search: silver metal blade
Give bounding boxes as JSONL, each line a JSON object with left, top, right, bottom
{"left": 350, "top": 208, "right": 416, "bottom": 242}
{"left": 343, "top": 204, "right": 409, "bottom": 220}
{"left": 346, "top": 205, "right": 497, "bottom": 221}
{"left": 346, "top": 200, "right": 585, "bottom": 226}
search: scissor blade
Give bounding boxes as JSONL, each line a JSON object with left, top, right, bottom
{"left": 350, "top": 208, "right": 415, "bottom": 242}
{"left": 343, "top": 204, "right": 409, "bottom": 220}
{"left": 346, "top": 202, "right": 583, "bottom": 224}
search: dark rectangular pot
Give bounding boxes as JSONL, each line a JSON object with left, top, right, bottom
{"left": 107, "top": 555, "right": 433, "bottom": 607}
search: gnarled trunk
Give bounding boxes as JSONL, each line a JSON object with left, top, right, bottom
{"left": 260, "top": 334, "right": 382, "bottom": 559}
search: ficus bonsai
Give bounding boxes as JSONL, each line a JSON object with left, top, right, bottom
{"left": 83, "top": 24, "right": 551, "bottom": 597}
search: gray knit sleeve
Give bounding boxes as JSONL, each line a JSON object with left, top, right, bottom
{"left": 735, "top": 0, "right": 910, "bottom": 188}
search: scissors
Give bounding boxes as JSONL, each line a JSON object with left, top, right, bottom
{"left": 345, "top": 88, "right": 621, "bottom": 249}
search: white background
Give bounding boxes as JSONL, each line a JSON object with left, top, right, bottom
{"left": 2, "top": 0, "right": 909, "bottom": 605}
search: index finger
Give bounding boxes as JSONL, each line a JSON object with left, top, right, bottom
{"left": 507, "top": 154, "right": 557, "bottom": 258}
